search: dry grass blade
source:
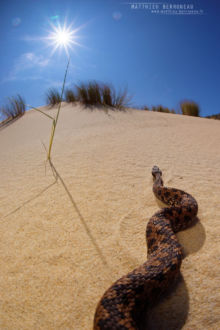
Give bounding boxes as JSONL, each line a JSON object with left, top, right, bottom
{"left": 26, "top": 104, "right": 55, "bottom": 120}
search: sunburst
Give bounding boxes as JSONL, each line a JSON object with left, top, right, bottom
{"left": 46, "top": 21, "right": 82, "bottom": 56}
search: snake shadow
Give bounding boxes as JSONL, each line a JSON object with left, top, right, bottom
{"left": 139, "top": 196, "right": 206, "bottom": 330}
{"left": 140, "top": 274, "right": 188, "bottom": 330}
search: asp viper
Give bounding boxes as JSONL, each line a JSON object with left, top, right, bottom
{"left": 94, "top": 165, "right": 198, "bottom": 329}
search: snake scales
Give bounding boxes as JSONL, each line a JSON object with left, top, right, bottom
{"left": 94, "top": 166, "right": 198, "bottom": 329}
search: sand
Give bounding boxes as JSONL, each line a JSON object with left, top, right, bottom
{"left": 0, "top": 103, "right": 219, "bottom": 329}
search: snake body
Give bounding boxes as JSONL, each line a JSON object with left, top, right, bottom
{"left": 94, "top": 166, "right": 198, "bottom": 329}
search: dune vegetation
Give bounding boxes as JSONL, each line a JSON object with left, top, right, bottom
{"left": 143, "top": 101, "right": 201, "bottom": 117}
{"left": 1, "top": 84, "right": 219, "bottom": 127}
{"left": 45, "top": 81, "right": 131, "bottom": 110}
{"left": 0, "top": 95, "right": 26, "bottom": 123}
{"left": 206, "top": 113, "right": 220, "bottom": 120}
{"left": 180, "top": 100, "right": 200, "bottom": 117}
{"left": 65, "top": 89, "right": 77, "bottom": 103}
{"left": 46, "top": 88, "right": 62, "bottom": 107}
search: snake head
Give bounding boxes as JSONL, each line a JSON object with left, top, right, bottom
{"left": 152, "top": 165, "right": 162, "bottom": 178}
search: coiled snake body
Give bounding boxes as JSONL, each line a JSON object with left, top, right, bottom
{"left": 94, "top": 166, "right": 198, "bottom": 329}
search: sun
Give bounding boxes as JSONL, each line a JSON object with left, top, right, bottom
{"left": 55, "top": 28, "right": 71, "bottom": 46}
{"left": 46, "top": 21, "right": 82, "bottom": 56}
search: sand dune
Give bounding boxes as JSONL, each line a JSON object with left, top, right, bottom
{"left": 0, "top": 104, "right": 219, "bottom": 329}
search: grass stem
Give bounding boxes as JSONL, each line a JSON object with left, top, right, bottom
{"left": 47, "top": 57, "right": 70, "bottom": 160}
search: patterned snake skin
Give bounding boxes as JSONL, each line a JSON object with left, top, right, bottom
{"left": 93, "top": 166, "right": 198, "bottom": 329}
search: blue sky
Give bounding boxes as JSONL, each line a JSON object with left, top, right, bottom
{"left": 0, "top": 0, "right": 219, "bottom": 116}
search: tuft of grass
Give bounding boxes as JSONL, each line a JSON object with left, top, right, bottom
{"left": 152, "top": 105, "right": 170, "bottom": 113}
{"left": 46, "top": 88, "right": 62, "bottom": 107}
{"left": 151, "top": 105, "right": 176, "bottom": 114}
{"left": 102, "top": 84, "right": 114, "bottom": 107}
{"left": 0, "top": 94, "right": 25, "bottom": 121}
{"left": 206, "top": 113, "right": 220, "bottom": 120}
{"left": 65, "top": 89, "right": 77, "bottom": 103}
{"left": 75, "top": 80, "right": 131, "bottom": 109}
{"left": 76, "top": 81, "right": 103, "bottom": 106}
{"left": 180, "top": 101, "right": 200, "bottom": 117}
{"left": 114, "top": 87, "right": 131, "bottom": 109}
{"left": 76, "top": 83, "right": 89, "bottom": 105}
{"left": 143, "top": 105, "right": 150, "bottom": 111}
{"left": 87, "top": 81, "right": 102, "bottom": 105}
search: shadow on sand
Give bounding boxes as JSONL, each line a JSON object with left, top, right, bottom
{"left": 1, "top": 158, "right": 108, "bottom": 269}
{"left": 2, "top": 180, "right": 57, "bottom": 219}
{"left": 48, "top": 159, "right": 109, "bottom": 267}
